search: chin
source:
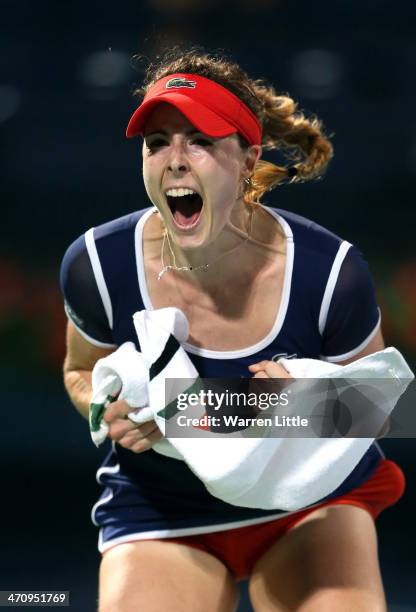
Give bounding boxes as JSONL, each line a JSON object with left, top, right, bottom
{"left": 170, "top": 229, "right": 208, "bottom": 250}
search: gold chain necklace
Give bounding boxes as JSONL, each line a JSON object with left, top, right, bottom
{"left": 157, "top": 206, "right": 254, "bottom": 281}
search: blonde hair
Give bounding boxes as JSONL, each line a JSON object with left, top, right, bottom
{"left": 133, "top": 48, "right": 333, "bottom": 204}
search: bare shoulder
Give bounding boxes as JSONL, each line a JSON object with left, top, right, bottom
{"left": 249, "top": 204, "right": 287, "bottom": 258}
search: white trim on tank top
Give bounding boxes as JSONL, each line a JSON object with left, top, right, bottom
{"left": 134, "top": 205, "right": 294, "bottom": 360}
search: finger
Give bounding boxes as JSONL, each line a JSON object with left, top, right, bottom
{"left": 264, "top": 362, "right": 293, "bottom": 379}
{"left": 119, "top": 427, "right": 162, "bottom": 453}
{"left": 248, "top": 361, "right": 270, "bottom": 371}
{"left": 253, "top": 371, "right": 269, "bottom": 378}
{"left": 117, "top": 423, "right": 160, "bottom": 443}
{"left": 130, "top": 428, "right": 163, "bottom": 453}
{"left": 107, "top": 419, "right": 137, "bottom": 441}
{"left": 133, "top": 421, "right": 159, "bottom": 438}
{"left": 108, "top": 420, "right": 159, "bottom": 442}
{"left": 103, "top": 399, "right": 134, "bottom": 423}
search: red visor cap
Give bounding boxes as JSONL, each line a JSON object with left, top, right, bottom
{"left": 126, "top": 74, "right": 262, "bottom": 146}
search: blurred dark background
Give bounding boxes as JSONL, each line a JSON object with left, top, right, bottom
{"left": 1, "top": 0, "right": 415, "bottom": 610}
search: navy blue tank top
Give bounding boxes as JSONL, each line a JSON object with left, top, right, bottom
{"left": 60, "top": 206, "right": 384, "bottom": 534}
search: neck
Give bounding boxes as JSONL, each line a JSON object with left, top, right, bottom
{"left": 158, "top": 200, "right": 254, "bottom": 282}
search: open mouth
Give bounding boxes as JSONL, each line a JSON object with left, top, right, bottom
{"left": 166, "top": 190, "right": 204, "bottom": 229}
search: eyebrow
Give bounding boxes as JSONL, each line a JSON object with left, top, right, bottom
{"left": 144, "top": 129, "right": 210, "bottom": 138}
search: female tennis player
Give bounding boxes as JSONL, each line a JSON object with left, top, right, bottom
{"left": 61, "top": 49, "right": 404, "bottom": 611}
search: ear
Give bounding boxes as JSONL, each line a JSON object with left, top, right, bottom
{"left": 241, "top": 144, "right": 262, "bottom": 179}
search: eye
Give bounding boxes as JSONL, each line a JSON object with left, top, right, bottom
{"left": 145, "top": 138, "right": 168, "bottom": 150}
{"left": 190, "top": 137, "right": 213, "bottom": 147}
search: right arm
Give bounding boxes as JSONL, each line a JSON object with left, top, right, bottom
{"left": 63, "top": 321, "right": 162, "bottom": 451}
{"left": 61, "top": 232, "right": 161, "bottom": 451}
{"left": 63, "top": 320, "right": 114, "bottom": 420}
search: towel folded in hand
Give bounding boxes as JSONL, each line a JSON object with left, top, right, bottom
{"left": 89, "top": 342, "right": 149, "bottom": 447}
{"left": 90, "top": 307, "right": 414, "bottom": 510}
{"left": 90, "top": 307, "right": 198, "bottom": 459}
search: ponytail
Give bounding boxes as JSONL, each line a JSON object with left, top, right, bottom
{"left": 136, "top": 48, "right": 334, "bottom": 204}
{"left": 245, "top": 85, "right": 333, "bottom": 203}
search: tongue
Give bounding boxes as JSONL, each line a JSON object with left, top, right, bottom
{"left": 173, "top": 194, "right": 202, "bottom": 227}
{"left": 174, "top": 209, "right": 201, "bottom": 226}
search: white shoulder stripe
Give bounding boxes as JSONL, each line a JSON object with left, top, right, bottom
{"left": 64, "top": 305, "right": 117, "bottom": 348}
{"left": 318, "top": 240, "right": 352, "bottom": 335}
{"left": 321, "top": 310, "right": 381, "bottom": 362}
{"left": 85, "top": 228, "right": 114, "bottom": 330}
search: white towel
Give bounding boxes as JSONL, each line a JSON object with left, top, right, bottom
{"left": 133, "top": 307, "right": 202, "bottom": 460}
{"left": 90, "top": 308, "right": 197, "bottom": 459}
{"left": 90, "top": 307, "right": 414, "bottom": 510}
{"left": 198, "top": 348, "right": 412, "bottom": 510}
{"left": 89, "top": 342, "right": 149, "bottom": 447}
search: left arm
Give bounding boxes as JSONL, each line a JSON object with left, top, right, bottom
{"left": 249, "top": 327, "right": 385, "bottom": 376}
{"left": 249, "top": 328, "right": 389, "bottom": 438}
{"left": 338, "top": 328, "right": 389, "bottom": 438}
{"left": 250, "top": 245, "right": 389, "bottom": 435}
{"left": 335, "top": 328, "right": 385, "bottom": 366}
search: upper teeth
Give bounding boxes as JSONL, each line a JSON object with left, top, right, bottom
{"left": 166, "top": 188, "right": 197, "bottom": 197}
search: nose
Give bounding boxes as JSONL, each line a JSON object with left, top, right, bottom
{"left": 167, "top": 140, "right": 189, "bottom": 175}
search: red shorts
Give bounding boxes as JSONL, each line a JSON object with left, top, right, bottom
{"left": 162, "top": 459, "right": 405, "bottom": 581}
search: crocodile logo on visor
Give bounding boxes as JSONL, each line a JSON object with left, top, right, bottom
{"left": 166, "top": 77, "right": 197, "bottom": 89}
